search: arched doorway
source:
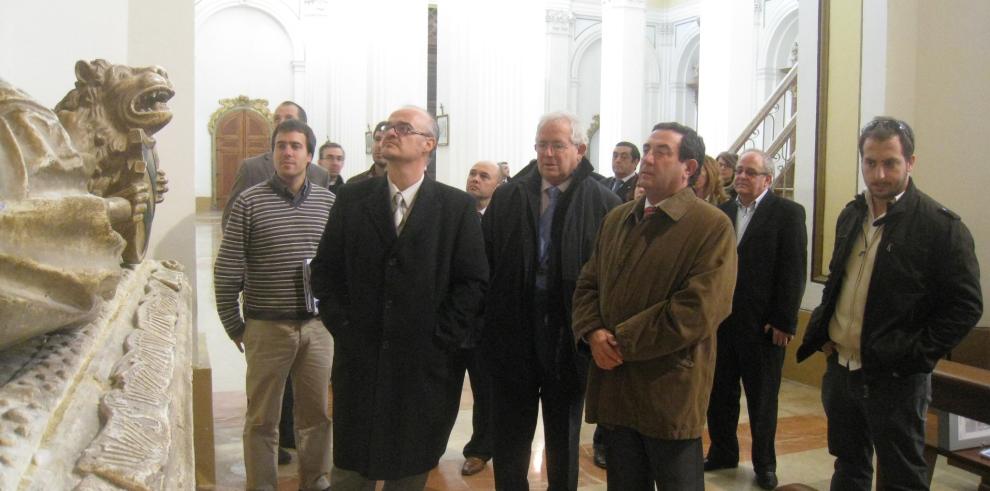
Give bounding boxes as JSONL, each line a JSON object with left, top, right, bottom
{"left": 209, "top": 96, "right": 272, "bottom": 209}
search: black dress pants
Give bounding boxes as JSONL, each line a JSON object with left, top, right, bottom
{"left": 491, "top": 357, "right": 584, "bottom": 491}
{"left": 456, "top": 346, "right": 494, "bottom": 460}
{"left": 605, "top": 426, "right": 704, "bottom": 491}
{"left": 821, "top": 356, "right": 931, "bottom": 491}
{"left": 706, "top": 326, "right": 784, "bottom": 472}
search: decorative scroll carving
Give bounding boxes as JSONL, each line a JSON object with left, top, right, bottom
{"left": 0, "top": 261, "right": 192, "bottom": 490}
{"left": 545, "top": 9, "right": 573, "bottom": 36}
{"left": 207, "top": 95, "right": 271, "bottom": 136}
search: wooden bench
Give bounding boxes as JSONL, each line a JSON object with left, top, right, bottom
{"left": 922, "top": 359, "right": 990, "bottom": 491}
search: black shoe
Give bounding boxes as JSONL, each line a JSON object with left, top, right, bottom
{"left": 703, "top": 458, "right": 737, "bottom": 471}
{"left": 278, "top": 447, "right": 292, "bottom": 465}
{"left": 755, "top": 470, "right": 778, "bottom": 490}
{"left": 593, "top": 444, "right": 607, "bottom": 469}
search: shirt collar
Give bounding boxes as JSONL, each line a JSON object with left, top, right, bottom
{"left": 388, "top": 173, "right": 426, "bottom": 207}
{"left": 736, "top": 187, "right": 770, "bottom": 210}
{"left": 542, "top": 177, "right": 572, "bottom": 194}
{"left": 864, "top": 188, "right": 906, "bottom": 223}
{"left": 268, "top": 173, "right": 311, "bottom": 205}
{"left": 627, "top": 187, "right": 695, "bottom": 223}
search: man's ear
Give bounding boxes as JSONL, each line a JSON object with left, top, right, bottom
{"left": 684, "top": 159, "right": 699, "bottom": 178}
{"left": 576, "top": 143, "right": 588, "bottom": 157}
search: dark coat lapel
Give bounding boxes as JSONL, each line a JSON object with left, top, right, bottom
{"left": 362, "top": 177, "right": 397, "bottom": 243}
{"left": 398, "top": 177, "right": 439, "bottom": 240}
{"left": 738, "top": 191, "right": 778, "bottom": 251}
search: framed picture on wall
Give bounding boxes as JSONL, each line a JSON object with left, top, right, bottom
{"left": 437, "top": 114, "right": 449, "bottom": 146}
{"left": 364, "top": 130, "right": 373, "bottom": 155}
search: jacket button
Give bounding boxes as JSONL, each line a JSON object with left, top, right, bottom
{"left": 385, "top": 300, "right": 393, "bottom": 308}
{"left": 382, "top": 340, "right": 390, "bottom": 350}
{"left": 388, "top": 257, "right": 397, "bottom": 266}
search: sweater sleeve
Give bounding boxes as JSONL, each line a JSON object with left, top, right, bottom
{"left": 214, "top": 194, "right": 249, "bottom": 339}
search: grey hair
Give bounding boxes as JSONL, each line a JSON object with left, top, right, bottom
{"left": 740, "top": 148, "right": 775, "bottom": 180}
{"left": 536, "top": 111, "right": 587, "bottom": 146}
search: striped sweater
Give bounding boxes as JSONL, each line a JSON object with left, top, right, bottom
{"left": 214, "top": 176, "right": 335, "bottom": 339}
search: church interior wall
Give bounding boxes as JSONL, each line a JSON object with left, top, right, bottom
{"left": 0, "top": 0, "right": 197, "bottom": 298}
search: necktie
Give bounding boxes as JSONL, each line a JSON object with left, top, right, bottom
{"left": 393, "top": 192, "right": 408, "bottom": 234}
{"left": 539, "top": 186, "right": 560, "bottom": 266}
{"left": 643, "top": 205, "right": 657, "bottom": 219}
{"left": 612, "top": 179, "right": 622, "bottom": 193}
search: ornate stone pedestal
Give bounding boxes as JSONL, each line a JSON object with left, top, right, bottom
{"left": 0, "top": 260, "right": 193, "bottom": 490}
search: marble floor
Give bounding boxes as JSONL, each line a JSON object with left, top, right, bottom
{"left": 196, "top": 211, "right": 981, "bottom": 490}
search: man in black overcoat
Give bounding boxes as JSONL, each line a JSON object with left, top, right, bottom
{"left": 310, "top": 106, "right": 488, "bottom": 491}
{"left": 704, "top": 149, "right": 807, "bottom": 490}
{"left": 482, "top": 111, "right": 620, "bottom": 490}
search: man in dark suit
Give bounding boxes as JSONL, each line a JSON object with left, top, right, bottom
{"left": 483, "top": 111, "right": 620, "bottom": 490}
{"left": 310, "top": 106, "right": 488, "bottom": 491}
{"left": 705, "top": 149, "right": 807, "bottom": 490}
{"left": 222, "top": 101, "right": 331, "bottom": 229}
{"left": 317, "top": 141, "right": 346, "bottom": 195}
{"left": 601, "top": 141, "right": 640, "bottom": 202}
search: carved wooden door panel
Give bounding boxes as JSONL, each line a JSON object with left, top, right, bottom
{"left": 211, "top": 102, "right": 271, "bottom": 209}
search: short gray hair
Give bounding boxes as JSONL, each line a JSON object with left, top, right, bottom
{"left": 740, "top": 148, "right": 775, "bottom": 180}
{"left": 536, "top": 111, "right": 587, "bottom": 146}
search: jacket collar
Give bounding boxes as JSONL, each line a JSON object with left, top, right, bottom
{"left": 622, "top": 186, "right": 696, "bottom": 224}
{"left": 853, "top": 177, "right": 917, "bottom": 226}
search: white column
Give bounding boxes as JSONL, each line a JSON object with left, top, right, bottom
{"left": 323, "top": 1, "right": 369, "bottom": 176}
{"left": 366, "top": 0, "right": 428, "bottom": 123}
{"left": 544, "top": 6, "right": 573, "bottom": 112}
{"left": 698, "top": 0, "right": 755, "bottom": 153}
{"left": 302, "top": 1, "right": 329, "bottom": 141}
{"left": 599, "top": 0, "right": 646, "bottom": 170}
{"left": 434, "top": 0, "right": 545, "bottom": 187}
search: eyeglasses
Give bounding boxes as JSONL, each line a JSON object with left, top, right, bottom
{"left": 718, "top": 161, "right": 734, "bottom": 169}
{"left": 861, "top": 118, "right": 914, "bottom": 149}
{"left": 734, "top": 167, "right": 770, "bottom": 177}
{"left": 383, "top": 122, "right": 433, "bottom": 138}
{"left": 535, "top": 142, "right": 573, "bottom": 153}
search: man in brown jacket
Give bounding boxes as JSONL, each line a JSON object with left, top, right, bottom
{"left": 572, "top": 122, "right": 737, "bottom": 490}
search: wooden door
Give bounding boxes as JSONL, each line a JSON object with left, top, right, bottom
{"left": 213, "top": 108, "right": 271, "bottom": 209}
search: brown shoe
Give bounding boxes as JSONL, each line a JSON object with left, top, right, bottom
{"left": 461, "top": 457, "right": 487, "bottom": 476}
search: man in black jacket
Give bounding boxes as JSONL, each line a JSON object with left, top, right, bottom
{"left": 482, "top": 111, "right": 620, "bottom": 490}
{"left": 797, "top": 117, "right": 982, "bottom": 491}
{"left": 705, "top": 150, "right": 807, "bottom": 490}
{"left": 311, "top": 106, "right": 488, "bottom": 490}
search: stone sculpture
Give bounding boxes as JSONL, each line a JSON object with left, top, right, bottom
{"left": 0, "top": 60, "right": 193, "bottom": 490}
{"left": 0, "top": 59, "right": 173, "bottom": 351}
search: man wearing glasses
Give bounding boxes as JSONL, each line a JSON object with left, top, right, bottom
{"left": 482, "top": 111, "right": 620, "bottom": 490}
{"left": 705, "top": 149, "right": 807, "bottom": 490}
{"left": 602, "top": 141, "right": 640, "bottom": 202}
{"left": 798, "top": 117, "right": 982, "bottom": 490}
{"left": 311, "top": 106, "right": 488, "bottom": 491}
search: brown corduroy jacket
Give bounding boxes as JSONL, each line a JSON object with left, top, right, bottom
{"left": 572, "top": 187, "right": 737, "bottom": 440}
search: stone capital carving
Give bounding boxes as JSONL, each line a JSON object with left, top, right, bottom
{"left": 546, "top": 9, "right": 573, "bottom": 35}
{"left": 303, "top": 0, "right": 328, "bottom": 15}
{"left": 601, "top": 0, "right": 647, "bottom": 9}
{"left": 208, "top": 95, "right": 272, "bottom": 136}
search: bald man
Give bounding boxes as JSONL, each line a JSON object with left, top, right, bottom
{"left": 456, "top": 160, "right": 502, "bottom": 476}
{"left": 311, "top": 106, "right": 488, "bottom": 490}
{"left": 466, "top": 161, "right": 501, "bottom": 215}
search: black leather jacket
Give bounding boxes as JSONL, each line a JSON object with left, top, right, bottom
{"left": 797, "top": 179, "right": 982, "bottom": 376}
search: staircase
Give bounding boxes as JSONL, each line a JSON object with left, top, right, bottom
{"left": 727, "top": 63, "right": 798, "bottom": 198}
